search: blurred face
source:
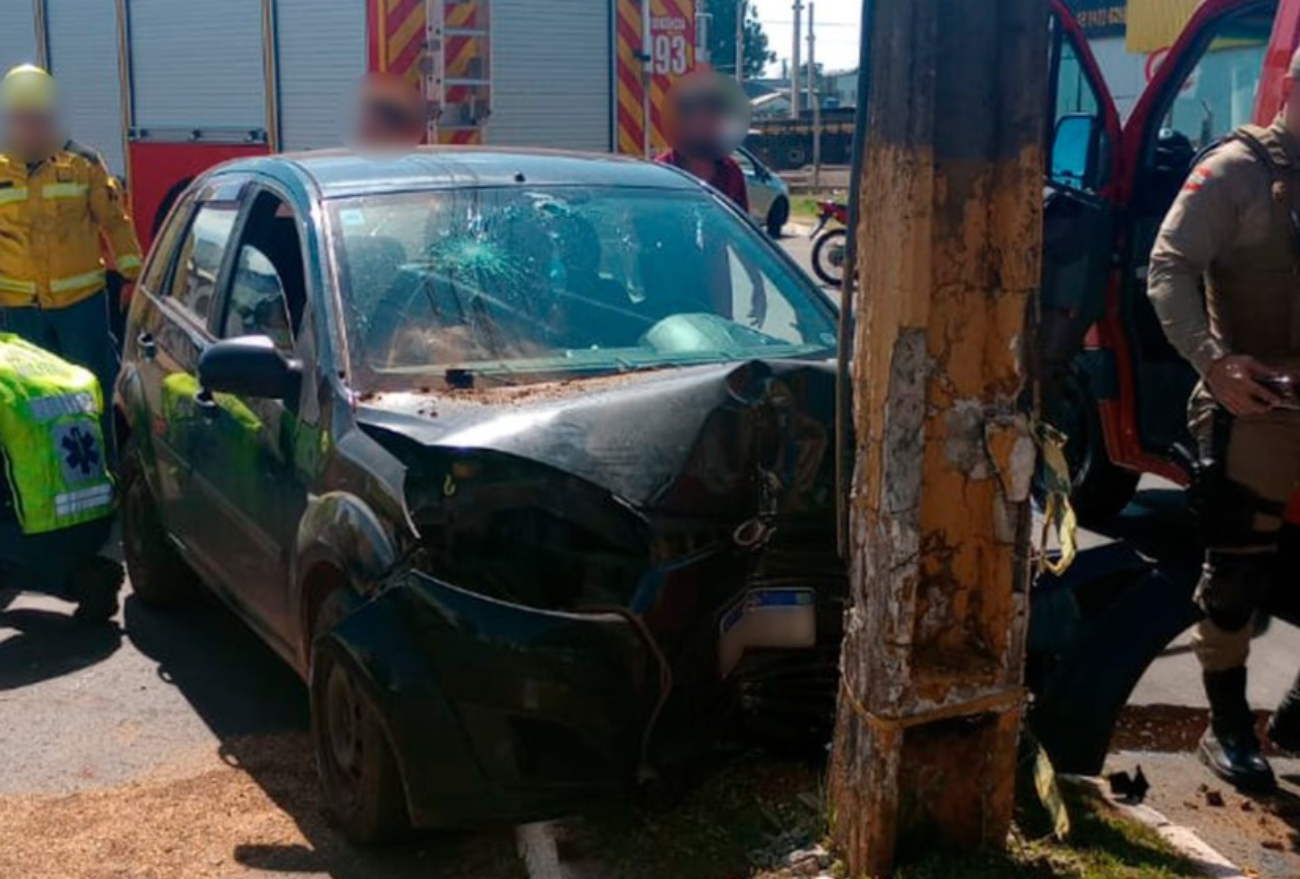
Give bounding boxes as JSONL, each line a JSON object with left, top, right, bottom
{"left": 357, "top": 97, "right": 423, "bottom": 148}
{"left": 672, "top": 89, "right": 730, "bottom": 160}
{"left": 666, "top": 73, "right": 750, "bottom": 163}
{"left": 6, "top": 109, "right": 56, "bottom": 159}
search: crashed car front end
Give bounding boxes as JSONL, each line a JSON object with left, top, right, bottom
{"left": 322, "top": 359, "right": 845, "bottom": 828}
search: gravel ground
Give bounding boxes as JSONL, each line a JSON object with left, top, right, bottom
{"left": 0, "top": 586, "right": 523, "bottom": 879}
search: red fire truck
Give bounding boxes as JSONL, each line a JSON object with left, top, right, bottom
{"left": 1, "top": 0, "right": 699, "bottom": 249}
{"left": 1044, "top": 0, "right": 1300, "bottom": 521}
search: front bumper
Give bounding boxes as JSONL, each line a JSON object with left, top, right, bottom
{"left": 323, "top": 564, "right": 843, "bottom": 828}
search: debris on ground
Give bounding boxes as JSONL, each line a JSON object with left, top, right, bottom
{"left": 1109, "top": 750, "right": 1300, "bottom": 879}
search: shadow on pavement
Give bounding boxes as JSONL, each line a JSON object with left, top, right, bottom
{"left": 123, "top": 592, "right": 522, "bottom": 879}
{"left": 0, "top": 599, "right": 122, "bottom": 692}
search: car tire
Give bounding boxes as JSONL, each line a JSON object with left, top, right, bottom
{"left": 120, "top": 438, "right": 198, "bottom": 608}
{"left": 766, "top": 196, "right": 790, "bottom": 238}
{"left": 311, "top": 621, "right": 408, "bottom": 845}
{"left": 1038, "top": 369, "right": 1141, "bottom": 526}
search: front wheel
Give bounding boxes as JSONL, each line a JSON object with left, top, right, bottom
{"left": 311, "top": 643, "right": 409, "bottom": 844}
{"left": 812, "top": 228, "right": 848, "bottom": 286}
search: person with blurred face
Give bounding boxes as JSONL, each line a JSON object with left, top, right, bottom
{"left": 1149, "top": 46, "right": 1300, "bottom": 793}
{"left": 354, "top": 74, "right": 425, "bottom": 148}
{"left": 0, "top": 64, "right": 142, "bottom": 465}
{"left": 658, "top": 70, "right": 751, "bottom": 212}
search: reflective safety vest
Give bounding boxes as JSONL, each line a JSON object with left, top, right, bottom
{"left": 0, "top": 333, "right": 114, "bottom": 534}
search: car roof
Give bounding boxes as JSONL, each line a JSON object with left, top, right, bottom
{"left": 215, "top": 146, "right": 704, "bottom": 200}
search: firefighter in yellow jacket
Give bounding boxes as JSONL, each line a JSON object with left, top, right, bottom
{"left": 0, "top": 65, "right": 142, "bottom": 461}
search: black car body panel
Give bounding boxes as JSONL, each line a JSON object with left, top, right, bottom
{"left": 336, "top": 358, "right": 844, "bottom": 823}
{"left": 118, "top": 149, "right": 846, "bottom": 828}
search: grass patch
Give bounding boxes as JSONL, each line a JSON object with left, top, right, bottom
{"left": 575, "top": 755, "right": 1203, "bottom": 879}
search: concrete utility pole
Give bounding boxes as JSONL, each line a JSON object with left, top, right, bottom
{"left": 807, "top": 2, "right": 821, "bottom": 188}
{"left": 735, "top": 0, "right": 746, "bottom": 82}
{"left": 790, "top": 0, "right": 803, "bottom": 118}
{"left": 828, "top": 0, "right": 1046, "bottom": 876}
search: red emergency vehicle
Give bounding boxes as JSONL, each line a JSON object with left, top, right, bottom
{"left": 1044, "top": 0, "right": 1300, "bottom": 521}
{"left": 1, "top": 0, "right": 699, "bottom": 250}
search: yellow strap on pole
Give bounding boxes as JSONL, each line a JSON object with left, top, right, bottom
{"left": 1034, "top": 421, "right": 1078, "bottom": 576}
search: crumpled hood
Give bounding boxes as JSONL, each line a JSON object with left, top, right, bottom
{"left": 355, "top": 359, "right": 837, "bottom": 514}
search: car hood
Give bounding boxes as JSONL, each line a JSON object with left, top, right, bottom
{"left": 354, "top": 359, "right": 836, "bottom": 512}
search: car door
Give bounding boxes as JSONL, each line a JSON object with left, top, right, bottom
{"left": 190, "top": 183, "right": 315, "bottom": 647}
{"left": 1040, "top": 2, "right": 1124, "bottom": 380}
{"left": 129, "top": 175, "right": 246, "bottom": 563}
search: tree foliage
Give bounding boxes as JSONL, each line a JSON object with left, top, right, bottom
{"left": 707, "top": 2, "right": 777, "bottom": 80}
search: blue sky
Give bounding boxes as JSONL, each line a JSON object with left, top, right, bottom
{"left": 749, "top": 0, "right": 861, "bottom": 75}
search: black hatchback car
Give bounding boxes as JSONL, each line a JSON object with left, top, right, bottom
{"left": 116, "top": 148, "right": 844, "bottom": 841}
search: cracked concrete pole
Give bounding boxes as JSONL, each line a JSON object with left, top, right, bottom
{"left": 829, "top": 0, "right": 1046, "bottom": 875}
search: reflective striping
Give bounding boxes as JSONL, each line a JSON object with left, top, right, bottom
{"left": 117, "top": 254, "right": 142, "bottom": 271}
{"left": 0, "top": 187, "right": 28, "bottom": 204}
{"left": 42, "top": 182, "right": 89, "bottom": 200}
{"left": 29, "top": 391, "right": 97, "bottom": 423}
{"left": 0, "top": 276, "right": 36, "bottom": 294}
{"left": 55, "top": 483, "right": 113, "bottom": 517}
{"left": 50, "top": 268, "right": 106, "bottom": 292}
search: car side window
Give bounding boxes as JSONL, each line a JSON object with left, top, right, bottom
{"left": 734, "top": 150, "right": 757, "bottom": 177}
{"left": 141, "top": 192, "right": 195, "bottom": 294}
{"left": 217, "top": 190, "right": 308, "bottom": 350}
{"left": 224, "top": 245, "right": 294, "bottom": 350}
{"left": 167, "top": 202, "right": 239, "bottom": 323}
{"left": 1049, "top": 33, "right": 1109, "bottom": 192}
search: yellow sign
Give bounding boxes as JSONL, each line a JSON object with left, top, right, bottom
{"left": 1126, "top": 0, "right": 1200, "bottom": 53}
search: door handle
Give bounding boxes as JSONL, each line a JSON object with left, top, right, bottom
{"left": 194, "top": 387, "right": 219, "bottom": 421}
{"left": 137, "top": 331, "right": 157, "bottom": 360}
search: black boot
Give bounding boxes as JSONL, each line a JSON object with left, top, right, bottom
{"left": 1199, "top": 667, "right": 1275, "bottom": 792}
{"left": 69, "top": 556, "right": 123, "bottom": 625}
{"left": 1269, "top": 669, "right": 1300, "bottom": 753}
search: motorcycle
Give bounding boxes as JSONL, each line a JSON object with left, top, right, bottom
{"left": 810, "top": 199, "right": 849, "bottom": 287}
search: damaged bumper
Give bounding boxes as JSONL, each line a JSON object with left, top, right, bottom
{"left": 322, "top": 569, "right": 656, "bottom": 828}
{"left": 322, "top": 558, "right": 843, "bottom": 828}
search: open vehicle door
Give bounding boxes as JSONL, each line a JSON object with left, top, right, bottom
{"left": 1030, "top": 0, "right": 1299, "bottom": 774}
{"left": 1039, "top": 1, "right": 1139, "bottom": 523}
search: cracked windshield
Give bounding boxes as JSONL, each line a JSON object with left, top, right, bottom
{"left": 332, "top": 186, "right": 837, "bottom": 389}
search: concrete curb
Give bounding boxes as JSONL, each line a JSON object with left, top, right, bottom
{"left": 1066, "top": 776, "right": 1248, "bottom": 879}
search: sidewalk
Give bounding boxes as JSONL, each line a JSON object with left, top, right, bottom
{"left": 1108, "top": 620, "right": 1300, "bottom": 877}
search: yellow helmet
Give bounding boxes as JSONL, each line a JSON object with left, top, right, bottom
{"left": 1, "top": 64, "right": 56, "bottom": 113}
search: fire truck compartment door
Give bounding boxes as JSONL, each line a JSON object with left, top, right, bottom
{"left": 277, "top": 0, "right": 368, "bottom": 150}
{"left": 490, "top": 0, "right": 613, "bottom": 151}
{"left": 128, "top": 0, "right": 268, "bottom": 134}
{"left": 46, "top": 0, "right": 127, "bottom": 177}
{"left": 0, "top": 3, "right": 37, "bottom": 83}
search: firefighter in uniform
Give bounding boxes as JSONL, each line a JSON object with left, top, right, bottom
{"left": 0, "top": 64, "right": 142, "bottom": 462}
{"left": 1149, "top": 47, "right": 1300, "bottom": 791}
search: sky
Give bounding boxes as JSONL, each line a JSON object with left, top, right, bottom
{"left": 747, "top": 0, "right": 861, "bottom": 76}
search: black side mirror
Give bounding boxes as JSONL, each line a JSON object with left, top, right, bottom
{"left": 1050, "top": 113, "right": 1102, "bottom": 191}
{"left": 198, "top": 335, "right": 301, "bottom": 401}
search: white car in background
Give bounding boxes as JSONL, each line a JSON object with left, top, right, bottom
{"left": 735, "top": 145, "right": 791, "bottom": 238}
